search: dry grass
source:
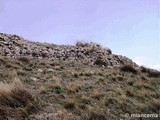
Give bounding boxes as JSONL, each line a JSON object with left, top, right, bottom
{"left": 50, "top": 75, "right": 62, "bottom": 88}
{"left": 63, "top": 98, "right": 75, "bottom": 109}
{"left": 66, "top": 82, "right": 81, "bottom": 93}
{"left": 0, "top": 56, "right": 159, "bottom": 119}
{"left": 79, "top": 69, "right": 94, "bottom": 76}
{"left": 91, "top": 90, "right": 104, "bottom": 100}
{"left": 0, "top": 79, "right": 38, "bottom": 119}
{"left": 84, "top": 110, "right": 108, "bottom": 120}
{"left": 81, "top": 95, "right": 90, "bottom": 104}
{"left": 120, "top": 94, "right": 127, "bottom": 104}
{"left": 39, "top": 86, "right": 48, "bottom": 94}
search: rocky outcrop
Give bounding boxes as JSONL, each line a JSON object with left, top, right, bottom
{"left": 0, "top": 33, "right": 137, "bottom": 68}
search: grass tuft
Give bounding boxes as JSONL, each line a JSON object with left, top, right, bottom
{"left": 0, "top": 79, "right": 38, "bottom": 119}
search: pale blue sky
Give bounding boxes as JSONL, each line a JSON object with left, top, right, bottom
{"left": 0, "top": 0, "right": 159, "bottom": 70}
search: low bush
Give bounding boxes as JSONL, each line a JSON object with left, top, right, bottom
{"left": 140, "top": 66, "right": 149, "bottom": 73}
{"left": 147, "top": 70, "right": 160, "bottom": 77}
{"left": 140, "top": 66, "right": 160, "bottom": 78}
{"left": 18, "top": 57, "right": 30, "bottom": 63}
{"left": 120, "top": 64, "right": 137, "bottom": 74}
{"left": 94, "top": 58, "right": 107, "bottom": 66}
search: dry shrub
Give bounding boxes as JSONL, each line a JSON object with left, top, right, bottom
{"left": 0, "top": 79, "right": 38, "bottom": 119}
{"left": 140, "top": 66, "right": 149, "bottom": 73}
{"left": 140, "top": 66, "right": 160, "bottom": 77}
{"left": 94, "top": 58, "right": 107, "bottom": 66}
{"left": 147, "top": 70, "right": 160, "bottom": 77}
{"left": 120, "top": 64, "right": 137, "bottom": 74}
{"left": 18, "top": 57, "right": 30, "bottom": 63}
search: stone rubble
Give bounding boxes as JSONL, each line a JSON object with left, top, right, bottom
{"left": 0, "top": 33, "right": 138, "bottom": 68}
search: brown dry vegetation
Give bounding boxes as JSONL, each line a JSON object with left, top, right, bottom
{"left": 120, "top": 64, "right": 138, "bottom": 74}
{"left": 0, "top": 55, "right": 160, "bottom": 120}
{"left": 140, "top": 66, "right": 160, "bottom": 78}
{"left": 0, "top": 79, "right": 38, "bottom": 120}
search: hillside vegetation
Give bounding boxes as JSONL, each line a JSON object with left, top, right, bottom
{"left": 0, "top": 55, "right": 160, "bottom": 120}
{"left": 0, "top": 33, "right": 160, "bottom": 120}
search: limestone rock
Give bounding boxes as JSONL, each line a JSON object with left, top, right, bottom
{"left": 0, "top": 33, "right": 138, "bottom": 68}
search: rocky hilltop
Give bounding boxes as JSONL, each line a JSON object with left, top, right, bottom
{"left": 0, "top": 33, "right": 137, "bottom": 68}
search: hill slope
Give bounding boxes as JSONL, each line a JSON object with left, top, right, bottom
{"left": 0, "top": 33, "right": 160, "bottom": 120}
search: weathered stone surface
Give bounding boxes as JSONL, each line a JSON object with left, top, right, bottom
{"left": 0, "top": 33, "right": 138, "bottom": 68}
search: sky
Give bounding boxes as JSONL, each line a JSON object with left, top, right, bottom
{"left": 0, "top": 0, "right": 159, "bottom": 70}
